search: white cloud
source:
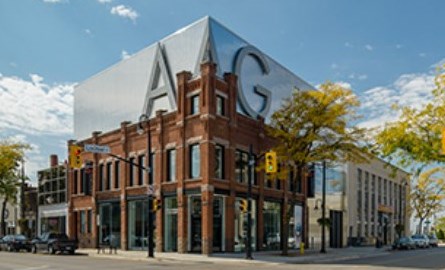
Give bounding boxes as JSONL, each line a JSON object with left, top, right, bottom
{"left": 84, "top": 29, "right": 92, "bottom": 36}
{"left": 359, "top": 72, "right": 435, "bottom": 129}
{"left": 365, "top": 44, "right": 373, "bottom": 51}
{"left": 0, "top": 74, "right": 75, "bottom": 135}
{"left": 358, "top": 74, "right": 368, "bottom": 80}
{"left": 121, "top": 50, "right": 131, "bottom": 60}
{"left": 43, "top": 0, "right": 67, "bottom": 3}
{"left": 97, "top": 0, "right": 112, "bottom": 3}
{"left": 419, "top": 52, "right": 427, "bottom": 57}
{"left": 111, "top": 5, "right": 138, "bottom": 22}
{"left": 335, "top": 81, "right": 352, "bottom": 90}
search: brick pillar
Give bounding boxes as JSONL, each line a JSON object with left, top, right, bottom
{"left": 201, "top": 187, "right": 213, "bottom": 255}
{"left": 225, "top": 193, "right": 235, "bottom": 252}
{"left": 177, "top": 189, "right": 188, "bottom": 253}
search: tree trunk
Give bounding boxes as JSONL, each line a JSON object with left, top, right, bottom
{"left": 1, "top": 198, "right": 8, "bottom": 236}
{"left": 418, "top": 218, "right": 424, "bottom": 234}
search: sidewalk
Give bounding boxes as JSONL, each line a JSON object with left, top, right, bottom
{"left": 78, "top": 246, "right": 391, "bottom": 265}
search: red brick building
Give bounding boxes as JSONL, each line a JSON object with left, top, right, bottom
{"left": 68, "top": 62, "right": 308, "bottom": 254}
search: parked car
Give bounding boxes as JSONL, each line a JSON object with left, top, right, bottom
{"left": 428, "top": 234, "right": 439, "bottom": 247}
{"left": 411, "top": 234, "right": 430, "bottom": 248}
{"left": 31, "top": 232, "right": 78, "bottom": 255}
{"left": 0, "top": 234, "right": 32, "bottom": 252}
{"left": 392, "top": 237, "right": 416, "bottom": 250}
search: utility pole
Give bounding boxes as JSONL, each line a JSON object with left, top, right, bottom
{"left": 320, "top": 160, "right": 327, "bottom": 253}
{"left": 246, "top": 144, "right": 253, "bottom": 260}
{"left": 139, "top": 114, "right": 154, "bottom": 258}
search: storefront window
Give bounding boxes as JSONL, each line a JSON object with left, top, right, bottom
{"left": 99, "top": 202, "right": 121, "bottom": 248}
{"left": 164, "top": 197, "right": 178, "bottom": 251}
{"left": 128, "top": 200, "right": 149, "bottom": 250}
{"left": 289, "top": 205, "right": 303, "bottom": 250}
{"left": 263, "top": 201, "right": 281, "bottom": 250}
{"left": 234, "top": 197, "right": 256, "bottom": 252}
{"left": 40, "top": 216, "right": 66, "bottom": 235}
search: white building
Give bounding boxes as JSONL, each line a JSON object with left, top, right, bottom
{"left": 308, "top": 157, "right": 410, "bottom": 248}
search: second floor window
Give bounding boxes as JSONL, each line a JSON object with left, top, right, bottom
{"left": 191, "top": 95, "right": 199, "bottom": 115}
{"left": 114, "top": 161, "right": 120, "bottom": 189}
{"left": 190, "top": 144, "right": 200, "bottom": 178}
{"left": 138, "top": 155, "right": 145, "bottom": 185}
{"left": 106, "top": 162, "right": 112, "bottom": 190}
{"left": 167, "top": 149, "right": 176, "bottom": 182}
{"left": 215, "top": 145, "right": 224, "bottom": 179}
{"left": 216, "top": 96, "right": 225, "bottom": 116}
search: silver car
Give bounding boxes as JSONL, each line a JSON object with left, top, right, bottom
{"left": 411, "top": 234, "right": 429, "bottom": 248}
{"left": 428, "top": 234, "right": 439, "bottom": 247}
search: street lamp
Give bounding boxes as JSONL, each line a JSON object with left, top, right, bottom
{"left": 137, "top": 114, "right": 154, "bottom": 258}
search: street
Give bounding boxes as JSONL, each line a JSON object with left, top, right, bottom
{"left": 1, "top": 248, "right": 445, "bottom": 270}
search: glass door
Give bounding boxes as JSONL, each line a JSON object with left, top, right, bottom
{"left": 164, "top": 197, "right": 178, "bottom": 251}
{"left": 189, "top": 196, "right": 202, "bottom": 252}
{"left": 213, "top": 197, "right": 223, "bottom": 252}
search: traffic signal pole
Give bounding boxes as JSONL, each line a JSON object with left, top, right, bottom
{"left": 246, "top": 144, "right": 253, "bottom": 260}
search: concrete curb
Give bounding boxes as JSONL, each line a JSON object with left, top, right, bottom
{"left": 79, "top": 248, "right": 391, "bottom": 265}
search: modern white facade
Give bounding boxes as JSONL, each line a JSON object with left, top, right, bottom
{"left": 74, "top": 16, "right": 314, "bottom": 140}
{"left": 308, "top": 157, "right": 410, "bottom": 248}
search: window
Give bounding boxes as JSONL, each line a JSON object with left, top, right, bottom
{"left": 215, "top": 145, "right": 224, "bottom": 179}
{"left": 99, "top": 164, "right": 104, "bottom": 191}
{"left": 87, "top": 210, "right": 92, "bottom": 233}
{"left": 80, "top": 211, "right": 86, "bottom": 234}
{"left": 129, "top": 157, "right": 135, "bottom": 186}
{"left": 114, "top": 161, "right": 120, "bottom": 189}
{"left": 235, "top": 150, "right": 248, "bottom": 184}
{"left": 190, "top": 144, "right": 200, "bottom": 178}
{"left": 106, "top": 162, "right": 112, "bottom": 190}
{"left": 80, "top": 168, "right": 85, "bottom": 194}
{"left": 138, "top": 155, "right": 146, "bottom": 185}
{"left": 216, "top": 96, "right": 225, "bottom": 116}
{"left": 73, "top": 170, "right": 78, "bottom": 194}
{"left": 191, "top": 95, "right": 199, "bottom": 115}
{"left": 167, "top": 149, "right": 176, "bottom": 182}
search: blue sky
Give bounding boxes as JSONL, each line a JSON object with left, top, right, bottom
{"left": 1, "top": 0, "right": 444, "bottom": 184}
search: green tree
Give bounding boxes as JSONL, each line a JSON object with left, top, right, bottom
{"left": 0, "top": 140, "right": 29, "bottom": 236}
{"left": 411, "top": 167, "right": 445, "bottom": 234}
{"left": 267, "top": 82, "right": 370, "bottom": 255}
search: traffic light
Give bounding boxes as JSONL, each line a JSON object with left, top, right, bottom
{"left": 239, "top": 199, "right": 248, "bottom": 213}
{"left": 265, "top": 151, "right": 277, "bottom": 173}
{"left": 69, "top": 145, "right": 83, "bottom": 169}
{"left": 152, "top": 198, "right": 161, "bottom": 212}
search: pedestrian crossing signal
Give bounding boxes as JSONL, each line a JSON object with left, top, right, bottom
{"left": 69, "top": 145, "right": 83, "bottom": 169}
{"left": 265, "top": 151, "right": 277, "bottom": 173}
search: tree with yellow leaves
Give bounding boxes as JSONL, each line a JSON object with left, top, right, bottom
{"left": 374, "top": 65, "right": 445, "bottom": 173}
{"left": 411, "top": 167, "right": 445, "bottom": 234}
{"left": 0, "top": 139, "right": 29, "bottom": 236}
{"left": 267, "top": 82, "right": 370, "bottom": 255}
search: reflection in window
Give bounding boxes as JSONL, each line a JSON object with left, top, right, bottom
{"left": 215, "top": 145, "right": 224, "bottom": 179}
{"left": 190, "top": 144, "right": 200, "bottom": 178}
{"left": 191, "top": 95, "right": 200, "bottom": 115}
{"left": 216, "top": 96, "right": 224, "bottom": 116}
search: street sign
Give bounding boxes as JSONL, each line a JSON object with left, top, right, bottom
{"left": 84, "top": 144, "right": 111, "bottom": 154}
{"left": 147, "top": 185, "right": 154, "bottom": 195}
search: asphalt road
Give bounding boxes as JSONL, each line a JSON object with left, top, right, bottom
{"left": 323, "top": 246, "right": 445, "bottom": 270}
{"left": 0, "top": 247, "right": 444, "bottom": 270}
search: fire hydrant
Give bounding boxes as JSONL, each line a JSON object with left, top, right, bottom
{"left": 299, "top": 242, "right": 305, "bottom": 255}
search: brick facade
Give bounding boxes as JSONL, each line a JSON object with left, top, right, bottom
{"left": 68, "top": 62, "right": 307, "bottom": 254}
